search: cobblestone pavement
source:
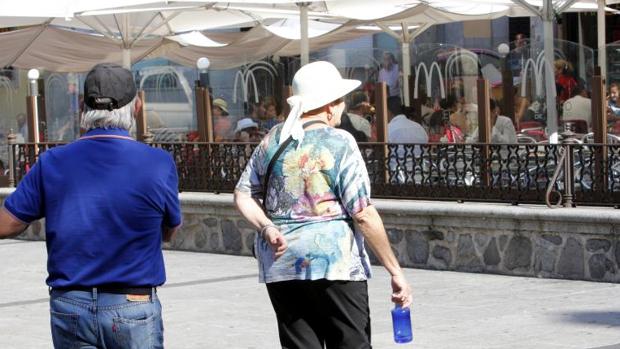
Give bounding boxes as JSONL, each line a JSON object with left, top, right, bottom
{"left": 1, "top": 240, "right": 620, "bottom": 348}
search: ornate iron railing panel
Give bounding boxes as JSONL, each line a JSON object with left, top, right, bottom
{"left": 7, "top": 141, "right": 619, "bottom": 206}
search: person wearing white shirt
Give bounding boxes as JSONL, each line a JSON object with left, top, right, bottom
{"left": 490, "top": 98, "right": 517, "bottom": 144}
{"left": 562, "top": 84, "right": 591, "bottom": 131}
{"left": 387, "top": 99, "right": 428, "bottom": 183}
{"left": 469, "top": 99, "right": 517, "bottom": 144}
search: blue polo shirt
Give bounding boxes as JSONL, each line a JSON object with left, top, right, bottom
{"left": 3, "top": 128, "right": 181, "bottom": 288}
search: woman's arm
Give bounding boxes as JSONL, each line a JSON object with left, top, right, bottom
{"left": 353, "top": 205, "right": 412, "bottom": 308}
{"left": 234, "top": 190, "right": 287, "bottom": 259}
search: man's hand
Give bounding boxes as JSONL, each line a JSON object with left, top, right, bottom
{"left": 391, "top": 273, "right": 412, "bottom": 308}
{"left": 263, "top": 226, "right": 287, "bottom": 260}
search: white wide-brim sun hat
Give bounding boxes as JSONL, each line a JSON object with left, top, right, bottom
{"left": 280, "top": 61, "right": 361, "bottom": 145}
{"left": 234, "top": 118, "right": 259, "bottom": 133}
{"left": 235, "top": 118, "right": 258, "bottom": 133}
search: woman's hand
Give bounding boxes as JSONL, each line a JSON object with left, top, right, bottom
{"left": 391, "top": 273, "right": 412, "bottom": 308}
{"left": 263, "top": 226, "right": 288, "bottom": 260}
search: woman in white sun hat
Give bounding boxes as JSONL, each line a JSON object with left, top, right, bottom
{"left": 234, "top": 61, "right": 411, "bottom": 348}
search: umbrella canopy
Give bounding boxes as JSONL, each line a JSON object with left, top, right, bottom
{"left": 0, "top": 0, "right": 615, "bottom": 73}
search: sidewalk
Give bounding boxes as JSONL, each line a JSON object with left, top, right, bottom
{"left": 1, "top": 239, "right": 620, "bottom": 348}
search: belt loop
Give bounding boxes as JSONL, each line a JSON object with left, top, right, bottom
{"left": 93, "top": 287, "right": 98, "bottom": 302}
{"left": 151, "top": 287, "right": 155, "bottom": 303}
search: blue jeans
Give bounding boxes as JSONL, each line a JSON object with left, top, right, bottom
{"left": 49, "top": 288, "right": 163, "bottom": 349}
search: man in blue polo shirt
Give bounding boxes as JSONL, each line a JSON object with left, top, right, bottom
{"left": 0, "top": 63, "right": 181, "bottom": 348}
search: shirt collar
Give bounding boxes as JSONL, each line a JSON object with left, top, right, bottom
{"left": 392, "top": 114, "right": 407, "bottom": 122}
{"left": 82, "top": 128, "right": 131, "bottom": 138}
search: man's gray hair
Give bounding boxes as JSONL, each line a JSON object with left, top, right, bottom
{"left": 81, "top": 96, "right": 136, "bottom": 131}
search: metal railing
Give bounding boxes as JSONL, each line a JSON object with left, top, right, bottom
{"left": 6, "top": 139, "right": 620, "bottom": 207}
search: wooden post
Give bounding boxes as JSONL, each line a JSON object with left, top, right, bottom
{"left": 26, "top": 96, "right": 39, "bottom": 143}
{"left": 195, "top": 83, "right": 214, "bottom": 143}
{"left": 281, "top": 85, "right": 293, "bottom": 119}
{"left": 195, "top": 84, "right": 204, "bottom": 140}
{"left": 477, "top": 78, "right": 492, "bottom": 187}
{"left": 205, "top": 88, "right": 214, "bottom": 143}
{"left": 136, "top": 90, "right": 148, "bottom": 142}
{"left": 375, "top": 82, "right": 388, "bottom": 143}
{"left": 375, "top": 82, "right": 389, "bottom": 183}
{"left": 591, "top": 73, "right": 608, "bottom": 190}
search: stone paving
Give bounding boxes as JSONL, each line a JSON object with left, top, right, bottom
{"left": 2, "top": 239, "right": 620, "bottom": 348}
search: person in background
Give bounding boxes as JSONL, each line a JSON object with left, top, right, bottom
{"left": 212, "top": 98, "right": 233, "bottom": 142}
{"left": 440, "top": 95, "right": 468, "bottom": 137}
{"left": 15, "top": 113, "right": 27, "bottom": 143}
{"left": 260, "top": 101, "right": 280, "bottom": 132}
{"left": 562, "top": 83, "right": 592, "bottom": 131}
{"left": 388, "top": 98, "right": 428, "bottom": 148}
{"left": 469, "top": 99, "right": 517, "bottom": 144}
{"left": 509, "top": 33, "right": 529, "bottom": 76}
{"left": 607, "top": 83, "right": 620, "bottom": 124}
{"left": 555, "top": 60, "right": 577, "bottom": 105}
{"left": 379, "top": 51, "right": 401, "bottom": 106}
{"left": 387, "top": 98, "right": 428, "bottom": 183}
{"left": 338, "top": 91, "right": 372, "bottom": 142}
{"left": 0, "top": 63, "right": 181, "bottom": 348}
{"left": 234, "top": 118, "right": 263, "bottom": 143}
{"left": 428, "top": 110, "right": 464, "bottom": 143}
{"left": 513, "top": 86, "right": 531, "bottom": 129}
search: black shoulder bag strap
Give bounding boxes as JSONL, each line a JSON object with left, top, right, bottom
{"left": 261, "top": 120, "right": 327, "bottom": 210}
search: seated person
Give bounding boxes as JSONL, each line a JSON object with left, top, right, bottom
{"left": 259, "top": 101, "right": 280, "bottom": 132}
{"left": 440, "top": 95, "right": 468, "bottom": 137}
{"left": 607, "top": 83, "right": 620, "bottom": 124}
{"left": 428, "top": 110, "right": 464, "bottom": 143}
{"left": 387, "top": 99, "right": 428, "bottom": 183}
{"left": 562, "top": 83, "right": 591, "bottom": 131}
{"left": 338, "top": 91, "right": 372, "bottom": 142}
{"left": 469, "top": 99, "right": 517, "bottom": 144}
{"left": 212, "top": 98, "right": 233, "bottom": 142}
{"left": 234, "top": 118, "right": 263, "bottom": 143}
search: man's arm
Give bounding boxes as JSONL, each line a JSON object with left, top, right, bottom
{"left": 163, "top": 225, "right": 180, "bottom": 243}
{"left": 353, "top": 205, "right": 412, "bottom": 308}
{"left": 0, "top": 207, "right": 28, "bottom": 239}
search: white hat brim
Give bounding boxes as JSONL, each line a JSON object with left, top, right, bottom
{"left": 288, "top": 79, "right": 361, "bottom": 112}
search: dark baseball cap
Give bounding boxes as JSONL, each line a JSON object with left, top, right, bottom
{"left": 84, "top": 63, "right": 136, "bottom": 111}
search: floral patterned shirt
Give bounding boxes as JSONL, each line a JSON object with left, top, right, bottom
{"left": 236, "top": 124, "right": 373, "bottom": 283}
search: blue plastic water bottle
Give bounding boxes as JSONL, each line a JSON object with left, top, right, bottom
{"left": 391, "top": 305, "right": 413, "bottom": 343}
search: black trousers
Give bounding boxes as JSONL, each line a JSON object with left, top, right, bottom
{"left": 266, "top": 279, "right": 371, "bottom": 349}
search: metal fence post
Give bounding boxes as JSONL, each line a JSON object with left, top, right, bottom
{"left": 7, "top": 131, "right": 16, "bottom": 188}
{"left": 591, "top": 73, "right": 608, "bottom": 192}
{"left": 477, "top": 78, "right": 491, "bottom": 187}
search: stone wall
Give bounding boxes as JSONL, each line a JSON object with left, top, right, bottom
{"left": 2, "top": 188, "right": 619, "bottom": 282}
